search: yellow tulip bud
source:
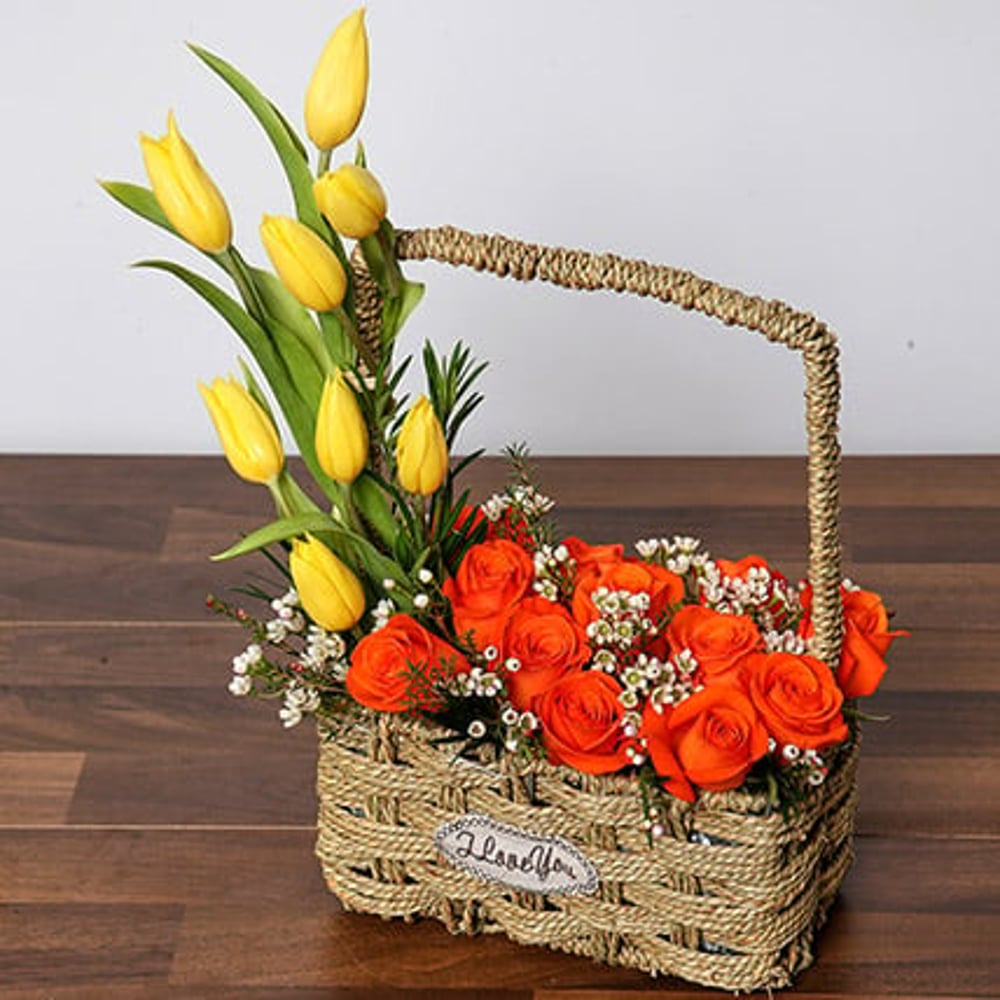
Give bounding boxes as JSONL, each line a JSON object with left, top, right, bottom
{"left": 396, "top": 396, "right": 448, "bottom": 496}
{"left": 313, "top": 164, "right": 387, "bottom": 240}
{"left": 304, "top": 7, "right": 369, "bottom": 151}
{"left": 316, "top": 369, "right": 369, "bottom": 483}
{"left": 140, "top": 111, "right": 232, "bottom": 253}
{"left": 260, "top": 214, "right": 347, "bottom": 312}
{"left": 289, "top": 535, "right": 365, "bottom": 632}
{"left": 198, "top": 376, "right": 283, "bottom": 485}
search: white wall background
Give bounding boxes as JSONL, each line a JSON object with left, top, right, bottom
{"left": 1, "top": 0, "right": 998, "bottom": 456}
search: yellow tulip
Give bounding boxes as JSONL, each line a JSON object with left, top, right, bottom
{"left": 304, "top": 7, "right": 369, "bottom": 151}
{"left": 260, "top": 214, "right": 347, "bottom": 312}
{"left": 316, "top": 369, "right": 369, "bottom": 483}
{"left": 140, "top": 111, "right": 232, "bottom": 253}
{"left": 290, "top": 535, "right": 365, "bottom": 631}
{"left": 314, "top": 164, "right": 387, "bottom": 239}
{"left": 198, "top": 376, "right": 283, "bottom": 484}
{"left": 396, "top": 396, "right": 448, "bottom": 495}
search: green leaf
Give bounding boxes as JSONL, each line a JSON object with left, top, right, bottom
{"left": 237, "top": 357, "right": 274, "bottom": 420}
{"left": 214, "top": 510, "right": 408, "bottom": 591}
{"left": 100, "top": 181, "right": 176, "bottom": 238}
{"left": 186, "top": 44, "right": 337, "bottom": 253}
{"left": 382, "top": 279, "right": 426, "bottom": 344}
{"left": 276, "top": 468, "right": 323, "bottom": 518}
{"left": 249, "top": 267, "right": 332, "bottom": 376}
{"left": 352, "top": 472, "right": 398, "bottom": 549}
{"left": 134, "top": 259, "right": 339, "bottom": 503}
{"left": 212, "top": 511, "right": 340, "bottom": 561}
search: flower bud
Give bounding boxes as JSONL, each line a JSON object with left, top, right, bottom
{"left": 313, "top": 164, "right": 387, "bottom": 239}
{"left": 140, "top": 111, "right": 232, "bottom": 253}
{"left": 198, "top": 376, "right": 283, "bottom": 484}
{"left": 259, "top": 214, "right": 347, "bottom": 312}
{"left": 396, "top": 396, "right": 448, "bottom": 495}
{"left": 289, "top": 535, "right": 365, "bottom": 632}
{"left": 305, "top": 8, "right": 369, "bottom": 152}
{"left": 316, "top": 369, "right": 369, "bottom": 483}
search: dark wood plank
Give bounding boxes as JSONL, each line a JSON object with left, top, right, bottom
{"left": 0, "top": 688, "right": 313, "bottom": 754}
{"left": 0, "top": 752, "right": 84, "bottom": 825}
{"left": 67, "top": 750, "right": 317, "bottom": 827}
{"left": 0, "top": 903, "right": 182, "bottom": 990}
{"left": 3, "top": 455, "right": 998, "bottom": 510}
{"left": 0, "top": 624, "right": 245, "bottom": 688}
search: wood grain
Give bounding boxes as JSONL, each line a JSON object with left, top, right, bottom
{"left": 0, "top": 455, "right": 997, "bottom": 998}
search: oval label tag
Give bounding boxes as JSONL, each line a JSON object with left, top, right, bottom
{"left": 434, "top": 812, "right": 599, "bottom": 896}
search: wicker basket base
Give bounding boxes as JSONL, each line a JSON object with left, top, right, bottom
{"left": 315, "top": 715, "right": 857, "bottom": 992}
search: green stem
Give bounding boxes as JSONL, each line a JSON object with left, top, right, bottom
{"left": 317, "top": 147, "right": 332, "bottom": 177}
{"left": 267, "top": 478, "right": 292, "bottom": 519}
{"left": 375, "top": 228, "right": 402, "bottom": 298}
{"left": 333, "top": 304, "right": 378, "bottom": 373}
{"left": 220, "top": 247, "right": 267, "bottom": 324}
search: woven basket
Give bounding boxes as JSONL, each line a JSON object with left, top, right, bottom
{"left": 316, "top": 226, "right": 852, "bottom": 992}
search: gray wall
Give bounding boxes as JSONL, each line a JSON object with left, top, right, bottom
{"left": 3, "top": 0, "right": 998, "bottom": 455}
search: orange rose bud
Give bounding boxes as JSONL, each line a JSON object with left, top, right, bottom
{"left": 499, "top": 597, "right": 591, "bottom": 711}
{"left": 643, "top": 686, "right": 769, "bottom": 798}
{"left": 347, "top": 613, "right": 469, "bottom": 713}
{"left": 665, "top": 605, "right": 762, "bottom": 683}
{"left": 798, "top": 584, "right": 905, "bottom": 698}
{"left": 572, "top": 557, "right": 684, "bottom": 627}
{"left": 442, "top": 539, "right": 534, "bottom": 650}
{"left": 535, "top": 671, "right": 632, "bottom": 775}
{"left": 745, "top": 651, "right": 848, "bottom": 750}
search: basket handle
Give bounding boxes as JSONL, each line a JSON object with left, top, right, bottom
{"left": 392, "top": 225, "right": 844, "bottom": 667}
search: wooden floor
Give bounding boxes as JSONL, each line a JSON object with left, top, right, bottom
{"left": 1, "top": 455, "right": 998, "bottom": 999}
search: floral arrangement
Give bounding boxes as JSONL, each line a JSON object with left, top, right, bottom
{"left": 103, "top": 9, "right": 903, "bottom": 825}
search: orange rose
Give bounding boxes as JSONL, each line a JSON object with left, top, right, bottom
{"left": 442, "top": 538, "right": 534, "bottom": 649}
{"left": 642, "top": 686, "right": 768, "bottom": 799}
{"left": 563, "top": 535, "right": 624, "bottom": 572}
{"left": 666, "top": 604, "right": 762, "bottom": 682}
{"left": 716, "top": 554, "right": 786, "bottom": 586}
{"left": 799, "top": 584, "right": 904, "bottom": 698}
{"left": 347, "top": 614, "right": 469, "bottom": 713}
{"left": 572, "top": 557, "right": 684, "bottom": 626}
{"left": 745, "top": 651, "right": 848, "bottom": 749}
{"left": 534, "top": 671, "right": 632, "bottom": 774}
{"left": 500, "top": 597, "right": 591, "bottom": 710}
{"left": 639, "top": 701, "right": 694, "bottom": 802}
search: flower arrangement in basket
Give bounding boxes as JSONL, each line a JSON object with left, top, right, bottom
{"left": 103, "top": 9, "right": 905, "bottom": 992}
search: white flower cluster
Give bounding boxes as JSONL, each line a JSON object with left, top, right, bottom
{"left": 453, "top": 660, "right": 506, "bottom": 699}
{"left": 227, "top": 642, "right": 263, "bottom": 697}
{"left": 699, "top": 562, "right": 797, "bottom": 630}
{"left": 532, "top": 542, "right": 570, "bottom": 601}
{"left": 773, "top": 741, "right": 828, "bottom": 786}
{"left": 586, "top": 588, "right": 655, "bottom": 653}
{"left": 469, "top": 706, "right": 539, "bottom": 753}
{"left": 763, "top": 629, "right": 808, "bottom": 654}
{"left": 480, "top": 484, "right": 554, "bottom": 523}
{"left": 302, "top": 625, "right": 349, "bottom": 680}
{"left": 646, "top": 649, "right": 704, "bottom": 713}
{"left": 265, "top": 588, "right": 305, "bottom": 642}
{"left": 372, "top": 598, "right": 395, "bottom": 630}
{"left": 279, "top": 683, "right": 321, "bottom": 728}
{"left": 635, "top": 535, "right": 708, "bottom": 575}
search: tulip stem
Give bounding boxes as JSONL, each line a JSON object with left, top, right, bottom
{"left": 333, "top": 305, "right": 378, "bottom": 374}
{"left": 221, "top": 248, "right": 267, "bottom": 324}
{"left": 317, "top": 148, "right": 332, "bottom": 177}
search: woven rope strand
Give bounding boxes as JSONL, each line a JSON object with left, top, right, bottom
{"left": 390, "top": 225, "right": 844, "bottom": 666}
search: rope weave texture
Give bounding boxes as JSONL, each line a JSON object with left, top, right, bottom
{"left": 316, "top": 718, "right": 858, "bottom": 992}
{"left": 391, "top": 226, "right": 844, "bottom": 666}
{"left": 325, "top": 228, "right": 856, "bottom": 990}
